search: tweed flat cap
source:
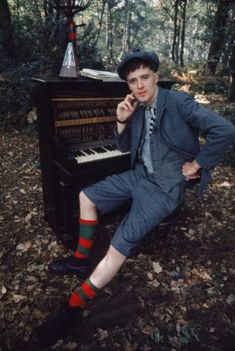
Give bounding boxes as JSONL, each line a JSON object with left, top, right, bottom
{"left": 117, "top": 51, "right": 160, "bottom": 80}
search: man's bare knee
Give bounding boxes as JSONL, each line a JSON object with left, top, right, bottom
{"left": 106, "top": 245, "right": 126, "bottom": 259}
{"left": 79, "top": 191, "right": 96, "bottom": 210}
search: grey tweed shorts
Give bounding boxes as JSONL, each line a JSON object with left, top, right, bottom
{"left": 83, "top": 164, "right": 184, "bottom": 256}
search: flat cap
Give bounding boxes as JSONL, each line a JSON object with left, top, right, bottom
{"left": 117, "top": 51, "right": 160, "bottom": 80}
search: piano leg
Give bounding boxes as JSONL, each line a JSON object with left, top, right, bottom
{"left": 54, "top": 180, "right": 80, "bottom": 249}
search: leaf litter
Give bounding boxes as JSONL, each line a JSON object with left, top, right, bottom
{"left": 0, "top": 94, "right": 234, "bottom": 350}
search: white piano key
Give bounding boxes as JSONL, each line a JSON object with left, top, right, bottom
{"left": 74, "top": 146, "right": 129, "bottom": 164}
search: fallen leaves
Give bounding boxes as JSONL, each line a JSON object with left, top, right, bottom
{"left": 0, "top": 119, "right": 235, "bottom": 351}
{"left": 97, "top": 327, "right": 109, "bottom": 340}
{"left": 148, "top": 279, "right": 161, "bottom": 288}
{"left": 152, "top": 261, "right": 163, "bottom": 274}
{"left": 190, "top": 267, "right": 212, "bottom": 281}
{"left": 226, "top": 294, "right": 235, "bottom": 305}
{"left": 12, "top": 294, "right": 26, "bottom": 303}
{"left": 16, "top": 241, "right": 31, "bottom": 253}
{"left": 0, "top": 285, "right": 7, "bottom": 300}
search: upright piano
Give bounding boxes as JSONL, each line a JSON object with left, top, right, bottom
{"left": 33, "top": 76, "right": 174, "bottom": 248}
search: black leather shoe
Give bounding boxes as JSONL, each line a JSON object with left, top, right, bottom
{"left": 49, "top": 255, "right": 90, "bottom": 279}
{"left": 31, "top": 305, "right": 81, "bottom": 348}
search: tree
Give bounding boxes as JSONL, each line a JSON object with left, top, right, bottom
{"left": 105, "top": 0, "right": 119, "bottom": 64}
{"left": 207, "top": 0, "right": 232, "bottom": 74}
{"left": 0, "top": 0, "right": 15, "bottom": 59}
{"left": 179, "top": 0, "right": 187, "bottom": 67}
{"left": 228, "top": 2, "right": 235, "bottom": 102}
{"left": 159, "top": 0, "right": 189, "bottom": 67}
{"left": 229, "top": 41, "right": 235, "bottom": 101}
{"left": 119, "top": 0, "right": 132, "bottom": 58}
{"left": 92, "top": 0, "right": 106, "bottom": 46}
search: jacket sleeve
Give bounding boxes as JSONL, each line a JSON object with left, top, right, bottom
{"left": 177, "top": 92, "right": 235, "bottom": 168}
{"left": 114, "top": 122, "right": 131, "bottom": 152}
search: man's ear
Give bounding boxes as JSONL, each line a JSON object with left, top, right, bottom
{"left": 155, "top": 72, "right": 159, "bottom": 82}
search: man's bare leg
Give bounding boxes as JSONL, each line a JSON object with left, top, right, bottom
{"left": 79, "top": 190, "right": 98, "bottom": 220}
{"left": 90, "top": 245, "right": 126, "bottom": 289}
{"left": 80, "top": 191, "right": 126, "bottom": 288}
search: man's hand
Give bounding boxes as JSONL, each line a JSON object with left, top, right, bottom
{"left": 116, "top": 93, "right": 138, "bottom": 123}
{"left": 182, "top": 160, "right": 201, "bottom": 180}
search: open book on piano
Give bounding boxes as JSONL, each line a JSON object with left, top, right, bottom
{"left": 80, "top": 68, "right": 122, "bottom": 81}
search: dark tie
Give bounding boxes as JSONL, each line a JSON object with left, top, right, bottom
{"left": 148, "top": 107, "right": 156, "bottom": 136}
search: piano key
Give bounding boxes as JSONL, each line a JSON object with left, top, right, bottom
{"left": 87, "top": 148, "right": 95, "bottom": 154}
{"left": 104, "top": 145, "right": 116, "bottom": 151}
{"left": 77, "top": 150, "right": 86, "bottom": 156}
{"left": 74, "top": 146, "right": 129, "bottom": 164}
{"left": 83, "top": 148, "right": 95, "bottom": 155}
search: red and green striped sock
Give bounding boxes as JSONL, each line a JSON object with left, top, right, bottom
{"left": 74, "top": 218, "right": 98, "bottom": 259}
{"left": 69, "top": 278, "right": 100, "bottom": 309}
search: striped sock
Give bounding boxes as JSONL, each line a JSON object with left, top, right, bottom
{"left": 69, "top": 278, "right": 100, "bottom": 309}
{"left": 74, "top": 218, "right": 98, "bottom": 259}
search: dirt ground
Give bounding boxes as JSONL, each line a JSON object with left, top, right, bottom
{"left": 0, "top": 94, "right": 235, "bottom": 351}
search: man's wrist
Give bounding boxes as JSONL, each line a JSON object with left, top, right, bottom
{"left": 116, "top": 117, "right": 127, "bottom": 124}
{"left": 192, "top": 160, "right": 201, "bottom": 171}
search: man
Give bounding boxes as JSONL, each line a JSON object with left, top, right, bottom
{"left": 31, "top": 51, "right": 235, "bottom": 347}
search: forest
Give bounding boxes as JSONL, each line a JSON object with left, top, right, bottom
{"left": 0, "top": 1, "right": 235, "bottom": 351}
{"left": 0, "top": 0, "right": 235, "bottom": 128}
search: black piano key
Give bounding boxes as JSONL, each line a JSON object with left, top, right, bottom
{"left": 96, "top": 147, "right": 103, "bottom": 153}
{"left": 105, "top": 145, "right": 116, "bottom": 151}
{"left": 98, "top": 147, "right": 107, "bottom": 152}
{"left": 77, "top": 150, "right": 86, "bottom": 156}
{"left": 83, "top": 149, "right": 94, "bottom": 155}
{"left": 87, "top": 148, "right": 95, "bottom": 154}
{"left": 92, "top": 147, "right": 103, "bottom": 153}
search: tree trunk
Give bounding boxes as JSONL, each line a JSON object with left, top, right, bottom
{"left": 93, "top": 0, "right": 106, "bottom": 46}
{"left": 172, "top": 0, "right": 188, "bottom": 66}
{"left": 171, "top": 0, "right": 180, "bottom": 64}
{"left": 120, "top": 0, "right": 132, "bottom": 59}
{"left": 229, "top": 42, "right": 235, "bottom": 102}
{"left": 105, "top": 0, "right": 118, "bottom": 64}
{"left": 207, "top": 0, "right": 232, "bottom": 74}
{"left": 44, "top": 0, "right": 54, "bottom": 19}
{"left": 175, "top": 18, "right": 180, "bottom": 65}
{"left": 179, "top": 0, "right": 187, "bottom": 67}
{"left": 0, "top": 0, "right": 15, "bottom": 58}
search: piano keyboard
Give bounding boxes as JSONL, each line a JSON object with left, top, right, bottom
{"left": 74, "top": 145, "right": 129, "bottom": 164}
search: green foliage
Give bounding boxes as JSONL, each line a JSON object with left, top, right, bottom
{"left": 0, "top": 64, "right": 37, "bottom": 130}
{"left": 0, "top": 2, "right": 56, "bottom": 129}
{"left": 77, "top": 20, "right": 104, "bottom": 69}
{"left": 0, "top": 0, "right": 234, "bottom": 129}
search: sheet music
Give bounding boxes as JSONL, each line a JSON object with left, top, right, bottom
{"left": 80, "top": 68, "right": 122, "bottom": 81}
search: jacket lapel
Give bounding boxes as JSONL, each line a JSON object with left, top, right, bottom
{"left": 156, "top": 86, "right": 168, "bottom": 122}
{"left": 133, "top": 104, "right": 145, "bottom": 144}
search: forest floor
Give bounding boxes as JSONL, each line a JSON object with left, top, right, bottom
{"left": 0, "top": 93, "right": 235, "bottom": 351}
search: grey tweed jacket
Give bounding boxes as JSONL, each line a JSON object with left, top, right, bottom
{"left": 115, "top": 87, "right": 235, "bottom": 193}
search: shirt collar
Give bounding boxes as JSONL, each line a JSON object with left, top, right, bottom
{"left": 140, "top": 99, "right": 157, "bottom": 110}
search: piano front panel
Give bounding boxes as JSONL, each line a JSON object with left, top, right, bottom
{"left": 33, "top": 78, "right": 132, "bottom": 247}
{"left": 52, "top": 96, "right": 130, "bottom": 168}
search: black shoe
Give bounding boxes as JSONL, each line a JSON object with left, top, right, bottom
{"left": 49, "top": 255, "right": 90, "bottom": 279}
{"left": 31, "top": 305, "right": 81, "bottom": 348}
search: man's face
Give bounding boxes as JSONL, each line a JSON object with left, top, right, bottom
{"left": 126, "top": 65, "right": 159, "bottom": 106}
